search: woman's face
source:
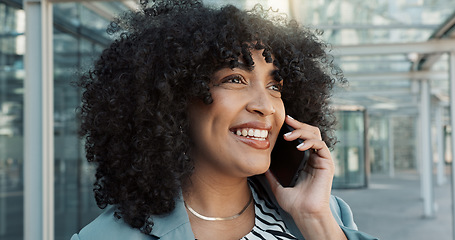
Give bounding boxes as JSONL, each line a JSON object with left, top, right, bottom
{"left": 188, "top": 49, "right": 285, "bottom": 180}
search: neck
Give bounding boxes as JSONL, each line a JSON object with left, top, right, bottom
{"left": 183, "top": 168, "right": 252, "bottom": 218}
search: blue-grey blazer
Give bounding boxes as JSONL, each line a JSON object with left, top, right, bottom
{"left": 71, "top": 175, "right": 378, "bottom": 240}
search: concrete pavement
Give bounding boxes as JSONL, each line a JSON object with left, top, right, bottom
{"left": 332, "top": 171, "right": 452, "bottom": 240}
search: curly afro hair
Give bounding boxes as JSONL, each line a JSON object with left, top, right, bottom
{"left": 78, "top": 0, "right": 345, "bottom": 234}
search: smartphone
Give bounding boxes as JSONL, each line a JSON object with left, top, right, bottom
{"left": 270, "top": 123, "right": 310, "bottom": 187}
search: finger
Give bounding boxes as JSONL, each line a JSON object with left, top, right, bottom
{"left": 296, "top": 139, "right": 330, "bottom": 158}
{"left": 283, "top": 128, "right": 321, "bottom": 142}
{"left": 308, "top": 151, "right": 334, "bottom": 169}
{"left": 285, "top": 115, "right": 322, "bottom": 140}
{"left": 284, "top": 115, "right": 305, "bottom": 130}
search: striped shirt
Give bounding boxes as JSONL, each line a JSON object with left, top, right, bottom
{"left": 240, "top": 186, "right": 297, "bottom": 240}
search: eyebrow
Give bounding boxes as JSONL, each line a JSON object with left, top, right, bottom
{"left": 216, "top": 61, "right": 254, "bottom": 72}
{"left": 214, "top": 60, "right": 279, "bottom": 78}
{"left": 236, "top": 61, "right": 254, "bottom": 71}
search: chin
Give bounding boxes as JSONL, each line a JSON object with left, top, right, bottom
{"left": 244, "top": 157, "right": 270, "bottom": 176}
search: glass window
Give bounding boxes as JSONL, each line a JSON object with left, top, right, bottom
{"left": 332, "top": 110, "right": 367, "bottom": 188}
{"left": 52, "top": 3, "right": 116, "bottom": 238}
{"left": 0, "top": 3, "right": 25, "bottom": 240}
{"left": 368, "top": 115, "right": 389, "bottom": 173}
{"left": 296, "top": 0, "right": 453, "bottom": 44}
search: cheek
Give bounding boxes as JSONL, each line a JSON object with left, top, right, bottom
{"left": 276, "top": 100, "right": 286, "bottom": 125}
{"left": 187, "top": 99, "right": 229, "bottom": 144}
{"left": 188, "top": 102, "right": 211, "bottom": 141}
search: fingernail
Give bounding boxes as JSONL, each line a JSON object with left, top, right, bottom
{"left": 284, "top": 132, "right": 292, "bottom": 137}
{"left": 287, "top": 115, "right": 294, "bottom": 120}
{"left": 296, "top": 142, "right": 305, "bottom": 149}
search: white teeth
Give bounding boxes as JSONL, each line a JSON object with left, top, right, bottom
{"left": 233, "top": 128, "right": 268, "bottom": 140}
{"left": 242, "top": 129, "right": 248, "bottom": 137}
{"left": 254, "top": 129, "right": 261, "bottom": 137}
{"left": 248, "top": 129, "right": 254, "bottom": 136}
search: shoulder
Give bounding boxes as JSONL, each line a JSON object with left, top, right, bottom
{"left": 329, "top": 195, "right": 358, "bottom": 230}
{"left": 71, "top": 197, "right": 195, "bottom": 240}
{"left": 70, "top": 206, "right": 155, "bottom": 240}
{"left": 329, "top": 196, "right": 380, "bottom": 240}
{"left": 249, "top": 175, "right": 378, "bottom": 239}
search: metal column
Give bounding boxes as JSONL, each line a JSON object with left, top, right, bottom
{"left": 436, "top": 103, "right": 446, "bottom": 186}
{"left": 449, "top": 51, "right": 455, "bottom": 240}
{"left": 388, "top": 116, "right": 395, "bottom": 178}
{"left": 420, "top": 79, "right": 435, "bottom": 218}
{"left": 416, "top": 115, "right": 424, "bottom": 199}
{"left": 23, "top": 1, "right": 54, "bottom": 240}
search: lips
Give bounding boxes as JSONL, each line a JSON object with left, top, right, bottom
{"left": 230, "top": 123, "right": 272, "bottom": 149}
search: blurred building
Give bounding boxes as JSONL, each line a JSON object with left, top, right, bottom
{"left": 0, "top": 0, "right": 454, "bottom": 239}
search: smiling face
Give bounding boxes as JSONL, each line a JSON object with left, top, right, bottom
{"left": 188, "top": 49, "right": 285, "bottom": 180}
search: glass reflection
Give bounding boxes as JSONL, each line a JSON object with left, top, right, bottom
{"left": 53, "top": 3, "right": 116, "bottom": 239}
{"left": 0, "top": 3, "right": 24, "bottom": 240}
{"left": 297, "top": 0, "right": 453, "bottom": 44}
{"left": 333, "top": 110, "right": 366, "bottom": 188}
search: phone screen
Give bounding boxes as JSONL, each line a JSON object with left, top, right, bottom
{"left": 270, "top": 124, "right": 310, "bottom": 187}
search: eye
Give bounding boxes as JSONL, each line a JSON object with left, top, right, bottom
{"left": 268, "top": 81, "right": 283, "bottom": 92}
{"left": 223, "top": 74, "right": 246, "bottom": 84}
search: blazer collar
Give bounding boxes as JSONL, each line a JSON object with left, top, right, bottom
{"left": 148, "top": 175, "right": 303, "bottom": 239}
{"left": 149, "top": 192, "right": 195, "bottom": 239}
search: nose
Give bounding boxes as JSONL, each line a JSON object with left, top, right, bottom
{"left": 246, "top": 88, "right": 276, "bottom": 116}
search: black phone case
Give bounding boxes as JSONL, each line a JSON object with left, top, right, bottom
{"left": 270, "top": 124, "right": 310, "bottom": 187}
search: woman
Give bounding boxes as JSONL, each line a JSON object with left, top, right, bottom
{"left": 72, "top": 0, "right": 377, "bottom": 239}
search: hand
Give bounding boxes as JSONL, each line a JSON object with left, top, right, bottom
{"left": 267, "top": 115, "right": 333, "bottom": 216}
{"left": 265, "top": 115, "right": 346, "bottom": 239}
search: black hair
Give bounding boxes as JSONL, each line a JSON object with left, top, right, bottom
{"left": 78, "top": 0, "right": 344, "bottom": 234}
